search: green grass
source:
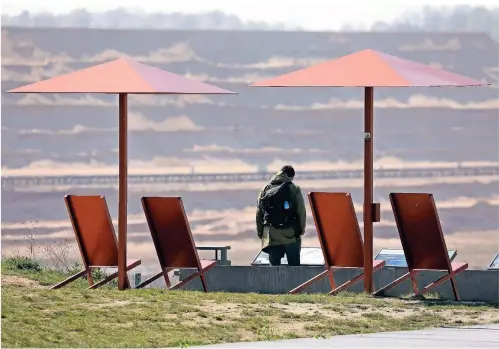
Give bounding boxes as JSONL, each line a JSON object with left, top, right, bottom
{"left": 1, "top": 257, "right": 113, "bottom": 289}
{"left": 2, "top": 259, "right": 499, "bottom": 348}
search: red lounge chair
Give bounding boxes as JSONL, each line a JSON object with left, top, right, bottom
{"left": 289, "top": 192, "right": 385, "bottom": 295}
{"left": 51, "top": 195, "right": 141, "bottom": 289}
{"left": 135, "top": 197, "right": 217, "bottom": 291}
{"left": 374, "top": 193, "right": 468, "bottom": 301}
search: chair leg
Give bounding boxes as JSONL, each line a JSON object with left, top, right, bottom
{"left": 51, "top": 269, "right": 89, "bottom": 289}
{"left": 410, "top": 274, "right": 419, "bottom": 294}
{"left": 163, "top": 268, "right": 173, "bottom": 289}
{"left": 86, "top": 268, "right": 95, "bottom": 287}
{"left": 135, "top": 271, "right": 165, "bottom": 289}
{"left": 289, "top": 268, "right": 333, "bottom": 294}
{"left": 199, "top": 273, "right": 208, "bottom": 292}
{"left": 330, "top": 262, "right": 385, "bottom": 295}
{"left": 135, "top": 268, "right": 174, "bottom": 289}
{"left": 169, "top": 263, "right": 217, "bottom": 291}
{"left": 374, "top": 270, "right": 419, "bottom": 296}
{"left": 327, "top": 270, "right": 336, "bottom": 291}
{"left": 89, "top": 272, "right": 120, "bottom": 289}
{"left": 88, "top": 260, "right": 141, "bottom": 289}
{"left": 170, "top": 270, "right": 203, "bottom": 291}
{"left": 416, "top": 270, "right": 464, "bottom": 301}
{"left": 449, "top": 276, "right": 460, "bottom": 301}
{"left": 330, "top": 272, "right": 364, "bottom": 295}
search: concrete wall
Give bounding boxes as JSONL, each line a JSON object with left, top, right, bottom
{"left": 166, "top": 266, "right": 499, "bottom": 303}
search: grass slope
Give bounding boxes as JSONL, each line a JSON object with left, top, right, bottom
{"left": 2, "top": 259, "right": 499, "bottom": 348}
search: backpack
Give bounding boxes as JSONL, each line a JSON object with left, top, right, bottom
{"left": 261, "top": 182, "right": 295, "bottom": 229}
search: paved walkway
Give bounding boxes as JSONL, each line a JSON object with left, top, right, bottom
{"left": 189, "top": 324, "right": 499, "bottom": 348}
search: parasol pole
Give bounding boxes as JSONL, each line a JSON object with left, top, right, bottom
{"left": 118, "top": 93, "right": 128, "bottom": 290}
{"left": 363, "top": 86, "right": 374, "bottom": 293}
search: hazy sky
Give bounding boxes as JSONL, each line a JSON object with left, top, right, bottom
{"left": 1, "top": 0, "right": 498, "bottom": 30}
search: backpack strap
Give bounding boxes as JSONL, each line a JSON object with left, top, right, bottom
{"left": 261, "top": 183, "right": 270, "bottom": 199}
{"left": 258, "top": 184, "right": 271, "bottom": 210}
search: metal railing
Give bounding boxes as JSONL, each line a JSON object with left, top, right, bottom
{"left": 196, "top": 246, "right": 231, "bottom": 266}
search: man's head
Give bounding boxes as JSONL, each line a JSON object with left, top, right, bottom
{"left": 280, "top": 165, "right": 295, "bottom": 179}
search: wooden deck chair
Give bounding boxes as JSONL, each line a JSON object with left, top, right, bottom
{"left": 374, "top": 193, "right": 468, "bottom": 301}
{"left": 135, "top": 197, "right": 217, "bottom": 291}
{"left": 51, "top": 195, "right": 141, "bottom": 289}
{"left": 289, "top": 192, "right": 385, "bottom": 295}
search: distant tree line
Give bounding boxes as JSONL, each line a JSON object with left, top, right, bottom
{"left": 367, "top": 5, "right": 499, "bottom": 41}
{"left": 0, "top": 9, "right": 298, "bottom": 31}
{"left": 1, "top": 5, "right": 498, "bottom": 40}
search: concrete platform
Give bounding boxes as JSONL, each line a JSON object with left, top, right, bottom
{"left": 174, "top": 266, "right": 499, "bottom": 303}
{"left": 189, "top": 324, "right": 499, "bottom": 348}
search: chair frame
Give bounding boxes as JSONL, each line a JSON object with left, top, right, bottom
{"left": 290, "top": 192, "right": 385, "bottom": 295}
{"left": 374, "top": 193, "right": 468, "bottom": 301}
{"left": 135, "top": 197, "right": 217, "bottom": 291}
{"left": 51, "top": 195, "right": 141, "bottom": 290}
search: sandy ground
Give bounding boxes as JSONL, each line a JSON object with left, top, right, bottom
{"left": 181, "top": 300, "right": 499, "bottom": 334}
{"left": 3, "top": 273, "right": 497, "bottom": 330}
{"left": 1, "top": 275, "right": 44, "bottom": 288}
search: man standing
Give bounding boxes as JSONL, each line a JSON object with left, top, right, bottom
{"left": 256, "top": 165, "right": 306, "bottom": 266}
